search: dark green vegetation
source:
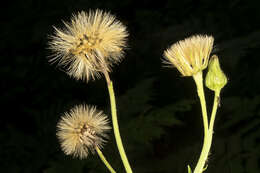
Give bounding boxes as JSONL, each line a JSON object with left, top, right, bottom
{"left": 1, "top": 0, "right": 260, "bottom": 172}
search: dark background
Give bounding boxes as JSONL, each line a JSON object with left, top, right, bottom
{"left": 1, "top": 0, "right": 260, "bottom": 172}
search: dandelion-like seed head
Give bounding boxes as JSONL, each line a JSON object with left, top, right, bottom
{"left": 48, "top": 9, "right": 128, "bottom": 81}
{"left": 56, "top": 105, "right": 111, "bottom": 159}
{"left": 163, "top": 35, "right": 214, "bottom": 76}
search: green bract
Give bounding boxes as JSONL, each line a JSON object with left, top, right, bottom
{"left": 205, "top": 55, "right": 227, "bottom": 92}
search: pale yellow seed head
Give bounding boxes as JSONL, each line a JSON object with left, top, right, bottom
{"left": 163, "top": 35, "right": 214, "bottom": 76}
{"left": 48, "top": 9, "right": 128, "bottom": 81}
{"left": 56, "top": 105, "right": 111, "bottom": 159}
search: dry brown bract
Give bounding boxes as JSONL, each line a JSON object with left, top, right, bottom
{"left": 48, "top": 9, "right": 128, "bottom": 81}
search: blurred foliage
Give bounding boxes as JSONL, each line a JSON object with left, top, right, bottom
{"left": 1, "top": 0, "right": 260, "bottom": 173}
{"left": 204, "top": 95, "right": 260, "bottom": 173}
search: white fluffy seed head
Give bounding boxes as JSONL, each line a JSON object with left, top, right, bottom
{"left": 163, "top": 35, "right": 214, "bottom": 76}
{"left": 56, "top": 105, "right": 111, "bottom": 159}
{"left": 48, "top": 9, "right": 128, "bottom": 81}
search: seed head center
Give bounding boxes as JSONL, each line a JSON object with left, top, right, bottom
{"left": 79, "top": 124, "right": 96, "bottom": 140}
{"left": 71, "top": 33, "right": 102, "bottom": 56}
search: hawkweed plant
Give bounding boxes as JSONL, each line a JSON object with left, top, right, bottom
{"left": 48, "top": 9, "right": 131, "bottom": 173}
{"left": 163, "top": 35, "right": 227, "bottom": 173}
{"left": 48, "top": 8, "right": 228, "bottom": 173}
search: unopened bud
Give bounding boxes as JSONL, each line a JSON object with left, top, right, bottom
{"left": 205, "top": 55, "right": 227, "bottom": 92}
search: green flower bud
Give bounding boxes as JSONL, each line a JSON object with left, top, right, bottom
{"left": 205, "top": 55, "right": 227, "bottom": 92}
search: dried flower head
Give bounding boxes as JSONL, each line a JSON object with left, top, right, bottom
{"left": 163, "top": 35, "right": 214, "bottom": 76}
{"left": 56, "top": 105, "right": 111, "bottom": 159}
{"left": 48, "top": 9, "right": 128, "bottom": 81}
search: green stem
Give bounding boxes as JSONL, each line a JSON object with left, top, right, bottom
{"left": 193, "top": 90, "right": 220, "bottom": 173}
{"left": 193, "top": 71, "right": 208, "bottom": 136}
{"left": 209, "top": 90, "right": 220, "bottom": 133}
{"left": 192, "top": 71, "right": 210, "bottom": 173}
{"left": 193, "top": 132, "right": 212, "bottom": 173}
{"left": 95, "top": 146, "right": 116, "bottom": 173}
{"left": 104, "top": 72, "right": 132, "bottom": 173}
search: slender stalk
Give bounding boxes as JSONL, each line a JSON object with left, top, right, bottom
{"left": 193, "top": 90, "right": 220, "bottom": 173}
{"left": 103, "top": 71, "right": 133, "bottom": 173}
{"left": 209, "top": 90, "right": 220, "bottom": 132}
{"left": 95, "top": 146, "right": 116, "bottom": 173}
{"left": 193, "top": 72, "right": 222, "bottom": 173}
{"left": 193, "top": 71, "right": 208, "bottom": 136}
{"left": 192, "top": 71, "right": 210, "bottom": 173}
{"left": 193, "top": 131, "right": 213, "bottom": 173}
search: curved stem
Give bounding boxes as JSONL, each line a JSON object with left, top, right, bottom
{"left": 193, "top": 90, "right": 220, "bottom": 173}
{"left": 193, "top": 71, "right": 208, "bottom": 136}
{"left": 209, "top": 90, "right": 220, "bottom": 132}
{"left": 193, "top": 131, "right": 213, "bottom": 173}
{"left": 95, "top": 146, "right": 116, "bottom": 173}
{"left": 192, "top": 71, "right": 209, "bottom": 173}
{"left": 193, "top": 72, "right": 221, "bottom": 173}
{"left": 104, "top": 71, "right": 133, "bottom": 173}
